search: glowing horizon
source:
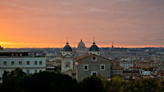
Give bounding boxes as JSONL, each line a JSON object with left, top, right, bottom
{"left": 1, "top": 41, "right": 164, "bottom": 48}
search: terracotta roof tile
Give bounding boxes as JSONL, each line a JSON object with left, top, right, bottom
{"left": 75, "top": 53, "right": 92, "bottom": 61}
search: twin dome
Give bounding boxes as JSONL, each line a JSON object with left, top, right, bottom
{"left": 63, "top": 42, "right": 72, "bottom": 51}
{"left": 89, "top": 42, "right": 99, "bottom": 51}
{"left": 63, "top": 40, "right": 99, "bottom": 52}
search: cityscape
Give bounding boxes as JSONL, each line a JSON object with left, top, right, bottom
{"left": 1, "top": 0, "right": 164, "bottom": 92}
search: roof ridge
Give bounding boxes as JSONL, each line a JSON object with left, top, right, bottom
{"left": 75, "top": 53, "right": 92, "bottom": 61}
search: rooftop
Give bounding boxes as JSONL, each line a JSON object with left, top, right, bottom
{"left": 0, "top": 50, "right": 29, "bottom": 53}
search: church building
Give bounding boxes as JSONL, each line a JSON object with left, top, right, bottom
{"left": 61, "top": 40, "right": 112, "bottom": 81}
{"left": 75, "top": 41, "right": 111, "bottom": 81}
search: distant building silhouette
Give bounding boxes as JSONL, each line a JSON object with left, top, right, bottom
{"left": 0, "top": 46, "right": 3, "bottom": 50}
{"left": 111, "top": 41, "right": 114, "bottom": 49}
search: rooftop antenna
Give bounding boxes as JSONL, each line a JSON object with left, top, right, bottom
{"left": 93, "top": 37, "right": 95, "bottom": 42}
{"left": 66, "top": 37, "right": 69, "bottom": 45}
{"left": 93, "top": 37, "right": 96, "bottom": 45}
{"left": 112, "top": 41, "right": 114, "bottom": 48}
{"left": 67, "top": 37, "right": 68, "bottom": 42}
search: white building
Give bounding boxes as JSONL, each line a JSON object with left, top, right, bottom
{"left": 61, "top": 42, "right": 74, "bottom": 76}
{"left": 139, "top": 69, "right": 151, "bottom": 75}
{"left": 119, "top": 61, "right": 134, "bottom": 70}
{"left": 0, "top": 50, "right": 46, "bottom": 77}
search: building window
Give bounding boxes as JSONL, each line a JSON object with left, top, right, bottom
{"left": 11, "top": 61, "right": 14, "bottom": 65}
{"left": 4, "top": 61, "right": 7, "bottom": 65}
{"left": 91, "top": 71, "right": 98, "bottom": 76}
{"left": 19, "top": 61, "right": 22, "bottom": 65}
{"left": 83, "top": 64, "right": 89, "bottom": 71}
{"left": 72, "top": 73, "right": 76, "bottom": 76}
{"left": 39, "top": 61, "right": 42, "bottom": 65}
{"left": 35, "top": 61, "right": 37, "bottom": 65}
{"left": 11, "top": 54, "right": 14, "bottom": 56}
{"left": 100, "top": 64, "right": 105, "bottom": 71}
{"left": 26, "top": 61, "right": 30, "bottom": 65}
{"left": 26, "top": 70, "right": 30, "bottom": 74}
{"left": 91, "top": 56, "right": 97, "bottom": 61}
{"left": 65, "top": 62, "right": 70, "bottom": 68}
{"left": 35, "top": 70, "right": 37, "bottom": 73}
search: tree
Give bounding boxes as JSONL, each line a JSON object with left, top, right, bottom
{"left": 21, "top": 71, "right": 78, "bottom": 92}
{"left": 97, "top": 75, "right": 111, "bottom": 92}
{"left": 2, "top": 68, "right": 26, "bottom": 92}
{"left": 119, "top": 78, "right": 162, "bottom": 92}
{"left": 54, "top": 65, "right": 61, "bottom": 72}
{"left": 0, "top": 46, "right": 3, "bottom": 50}
{"left": 0, "top": 82, "right": 2, "bottom": 92}
{"left": 78, "top": 76, "right": 105, "bottom": 92}
{"left": 161, "top": 81, "right": 164, "bottom": 92}
{"left": 108, "top": 76, "right": 123, "bottom": 92}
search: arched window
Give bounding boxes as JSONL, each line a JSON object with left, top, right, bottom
{"left": 65, "top": 62, "right": 70, "bottom": 68}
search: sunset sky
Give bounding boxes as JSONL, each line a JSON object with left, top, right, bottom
{"left": 0, "top": 0, "right": 164, "bottom": 48}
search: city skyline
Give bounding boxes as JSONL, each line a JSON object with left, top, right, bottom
{"left": 0, "top": 0, "right": 164, "bottom": 48}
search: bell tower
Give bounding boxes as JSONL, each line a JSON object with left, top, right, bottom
{"left": 61, "top": 42, "right": 74, "bottom": 76}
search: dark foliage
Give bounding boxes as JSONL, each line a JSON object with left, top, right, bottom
{"left": 2, "top": 68, "right": 26, "bottom": 92}
{"left": 119, "top": 78, "right": 162, "bottom": 92}
{"left": 20, "top": 71, "right": 78, "bottom": 92}
{"left": 78, "top": 76, "right": 105, "bottom": 92}
{"left": 1, "top": 68, "right": 164, "bottom": 92}
{"left": 0, "top": 83, "right": 2, "bottom": 92}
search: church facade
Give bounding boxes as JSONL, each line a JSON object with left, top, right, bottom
{"left": 61, "top": 40, "right": 111, "bottom": 81}
{"left": 75, "top": 42, "right": 111, "bottom": 81}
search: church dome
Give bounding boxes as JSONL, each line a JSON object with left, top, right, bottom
{"left": 78, "top": 39, "right": 86, "bottom": 49}
{"left": 89, "top": 42, "right": 99, "bottom": 51}
{"left": 63, "top": 42, "right": 72, "bottom": 51}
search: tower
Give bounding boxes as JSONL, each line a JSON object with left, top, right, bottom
{"left": 111, "top": 41, "right": 114, "bottom": 49}
{"left": 0, "top": 46, "right": 3, "bottom": 50}
{"left": 61, "top": 42, "right": 74, "bottom": 75}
